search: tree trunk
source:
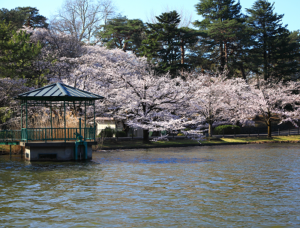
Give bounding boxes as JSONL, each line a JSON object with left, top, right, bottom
{"left": 180, "top": 40, "right": 185, "bottom": 65}
{"left": 143, "top": 129, "right": 149, "bottom": 143}
{"left": 267, "top": 120, "right": 272, "bottom": 138}
{"left": 208, "top": 123, "right": 213, "bottom": 137}
{"left": 240, "top": 64, "right": 246, "bottom": 80}
{"left": 224, "top": 42, "right": 228, "bottom": 68}
{"left": 220, "top": 41, "right": 224, "bottom": 72}
{"left": 263, "top": 25, "right": 268, "bottom": 80}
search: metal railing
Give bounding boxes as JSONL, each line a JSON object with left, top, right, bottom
{"left": 22, "top": 127, "right": 95, "bottom": 142}
{"left": 0, "top": 130, "right": 22, "bottom": 141}
{"left": 0, "top": 127, "right": 95, "bottom": 142}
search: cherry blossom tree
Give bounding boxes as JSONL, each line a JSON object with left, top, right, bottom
{"left": 0, "top": 78, "right": 31, "bottom": 128}
{"left": 184, "top": 72, "right": 256, "bottom": 137}
{"left": 250, "top": 80, "right": 300, "bottom": 138}
{"left": 22, "top": 27, "right": 83, "bottom": 86}
{"left": 57, "top": 45, "right": 192, "bottom": 142}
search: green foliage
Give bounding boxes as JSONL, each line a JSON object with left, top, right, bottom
{"left": 194, "top": 0, "right": 245, "bottom": 74}
{"left": 0, "top": 107, "right": 11, "bottom": 124}
{"left": 98, "top": 127, "right": 115, "bottom": 137}
{"left": 116, "top": 131, "right": 127, "bottom": 137}
{"left": 246, "top": 0, "right": 300, "bottom": 81}
{"left": 0, "top": 21, "right": 41, "bottom": 81}
{"left": 214, "top": 125, "right": 240, "bottom": 135}
{"left": 0, "top": 7, "right": 48, "bottom": 30}
{"left": 98, "top": 16, "right": 145, "bottom": 53}
{"left": 140, "top": 11, "right": 199, "bottom": 76}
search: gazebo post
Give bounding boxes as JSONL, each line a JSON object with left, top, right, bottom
{"left": 64, "top": 100, "right": 66, "bottom": 142}
{"left": 25, "top": 101, "right": 28, "bottom": 129}
{"left": 21, "top": 103, "right": 23, "bottom": 129}
{"left": 50, "top": 102, "right": 53, "bottom": 141}
{"left": 94, "top": 102, "right": 96, "bottom": 141}
{"left": 85, "top": 101, "right": 87, "bottom": 140}
{"left": 25, "top": 101, "right": 28, "bottom": 142}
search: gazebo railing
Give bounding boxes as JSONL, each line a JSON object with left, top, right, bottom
{"left": 21, "top": 127, "right": 95, "bottom": 142}
{"left": 0, "top": 130, "right": 22, "bottom": 141}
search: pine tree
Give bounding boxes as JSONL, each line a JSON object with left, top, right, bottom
{"left": 246, "top": 0, "right": 299, "bottom": 81}
{"left": 0, "top": 21, "right": 41, "bottom": 82}
{"left": 141, "top": 11, "right": 198, "bottom": 76}
{"left": 0, "top": 7, "right": 48, "bottom": 30}
{"left": 194, "top": 0, "right": 246, "bottom": 74}
{"left": 98, "top": 16, "right": 145, "bottom": 53}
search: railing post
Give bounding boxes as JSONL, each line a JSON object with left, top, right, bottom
{"left": 79, "top": 118, "right": 82, "bottom": 138}
{"left": 64, "top": 100, "right": 66, "bottom": 143}
{"left": 85, "top": 101, "right": 87, "bottom": 140}
{"left": 21, "top": 104, "right": 23, "bottom": 129}
{"left": 94, "top": 102, "right": 96, "bottom": 141}
{"left": 50, "top": 102, "right": 53, "bottom": 141}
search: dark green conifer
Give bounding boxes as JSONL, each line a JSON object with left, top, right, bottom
{"left": 246, "top": 0, "right": 300, "bottom": 81}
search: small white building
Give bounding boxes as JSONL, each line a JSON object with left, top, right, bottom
{"left": 95, "top": 117, "right": 117, "bottom": 135}
{"left": 94, "top": 117, "right": 144, "bottom": 137}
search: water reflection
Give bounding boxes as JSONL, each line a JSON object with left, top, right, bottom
{"left": 0, "top": 144, "right": 300, "bottom": 227}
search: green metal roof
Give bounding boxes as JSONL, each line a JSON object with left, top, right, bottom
{"left": 16, "top": 82, "right": 104, "bottom": 101}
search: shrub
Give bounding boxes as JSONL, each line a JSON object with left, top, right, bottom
{"left": 98, "top": 127, "right": 115, "bottom": 137}
{"left": 116, "top": 131, "right": 127, "bottom": 137}
{"left": 214, "top": 125, "right": 240, "bottom": 135}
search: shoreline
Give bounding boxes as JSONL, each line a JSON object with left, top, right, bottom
{"left": 96, "top": 138, "right": 300, "bottom": 151}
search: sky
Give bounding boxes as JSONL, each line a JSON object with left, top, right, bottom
{"left": 1, "top": 0, "right": 300, "bottom": 31}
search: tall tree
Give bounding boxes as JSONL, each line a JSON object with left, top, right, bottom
{"left": 251, "top": 80, "right": 300, "bottom": 138}
{"left": 246, "top": 0, "right": 299, "bottom": 81}
{"left": 50, "top": 0, "right": 116, "bottom": 42}
{"left": 0, "top": 22, "right": 41, "bottom": 82}
{"left": 194, "top": 0, "right": 245, "bottom": 74}
{"left": 184, "top": 72, "right": 255, "bottom": 137}
{"left": 97, "top": 16, "right": 145, "bottom": 53}
{"left": 141, "top": 11, "right": 198, "bottom": 76}
{"left": 0, "top": 7, "right": 48, "bottom": 30}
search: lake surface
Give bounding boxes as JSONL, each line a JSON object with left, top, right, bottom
{"left": 1, "top": 144, "right": 300, "bottom": 227}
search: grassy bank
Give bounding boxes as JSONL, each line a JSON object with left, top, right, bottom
{"left": 97, "top": 135, "right": 300, "bottom": 150}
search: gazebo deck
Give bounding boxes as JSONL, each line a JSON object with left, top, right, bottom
{"left": 0, "top": 82, "right": 103, "bottom": 160}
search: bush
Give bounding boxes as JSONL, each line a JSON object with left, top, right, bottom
{"left": 98, "top": 127, "right": 115, "bottom": 137}
{"left": 116, "top": 131, "right": 127, "bottom": 137}
{"left": 214, "top": 125, "right": 240, "bottom": 135}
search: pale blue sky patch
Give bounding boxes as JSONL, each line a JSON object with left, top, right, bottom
{"left": 1, "top": 0, "right": 299, "bottom": 31}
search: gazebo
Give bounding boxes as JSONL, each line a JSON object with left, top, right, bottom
{"left": 15, "top": 82, "right": 104, "bottom": 161}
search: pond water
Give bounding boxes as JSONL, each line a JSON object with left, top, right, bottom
{"left": 0, "top": 144, "right": 300, "bottom": 227}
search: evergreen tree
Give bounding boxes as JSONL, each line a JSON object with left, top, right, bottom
{"left": 0, "top": 7, "right": 48, "bottom": 30}
{"left": 141, "top": 11, "right": 198, "bottom": 76}
{"left": 194, "top": 0, "right": 246, "bottom": 74}
{"left": 0, "top": 21, "right": 41, "bottom": 82}
{"left": 97, "top": 16, "right": 145, "bottom": 53}
{"left": 246, "top": 0, "right": 299, "bottom": 81}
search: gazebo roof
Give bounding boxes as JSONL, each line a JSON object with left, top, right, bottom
{"left": 16, "top": 82, "right": 104, "bottom": 101}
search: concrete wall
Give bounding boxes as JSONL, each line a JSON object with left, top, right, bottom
{"left": 24, "top": 142, "right": 94, "bottom": 161}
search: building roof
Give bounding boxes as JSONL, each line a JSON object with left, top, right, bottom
{"left": 16, "top": 82, "right": 104, "bottom": 101}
